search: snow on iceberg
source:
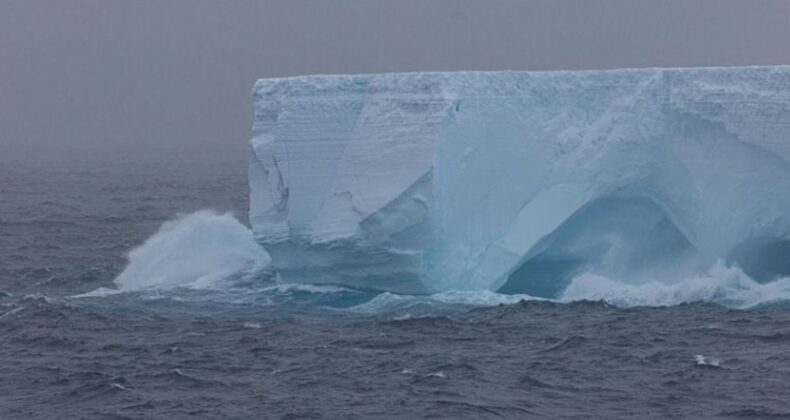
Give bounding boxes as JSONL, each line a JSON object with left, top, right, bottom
{"left": 249, "top": 67, "right": 790, "bottom": 296}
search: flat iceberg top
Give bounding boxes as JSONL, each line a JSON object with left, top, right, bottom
{"left": 254, "top": 65, "right": 790, "bottom": 101}
{"left": 249, "top": 66, "right": 790, "bottom": 294}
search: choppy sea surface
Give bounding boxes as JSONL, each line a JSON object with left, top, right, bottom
{"left": 2, "top": 159, "right": 790, "bottom": 419}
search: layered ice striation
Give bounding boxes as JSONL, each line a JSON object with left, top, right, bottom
{"left": 249, "top": 67, "right": 790, "bottom": 297}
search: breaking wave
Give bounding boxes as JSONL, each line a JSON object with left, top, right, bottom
{"left": 112, "top": 210, "right": 271, "bottom": 291}
{"left": 560, "top": 262, "right": 790, "bottom": 309}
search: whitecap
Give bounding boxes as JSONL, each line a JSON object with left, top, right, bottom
{"left": 694, "top": 354, "right": 721, "bottom": 367}
{"left": 559, "top": 261, "right": 790, "bottom": 309}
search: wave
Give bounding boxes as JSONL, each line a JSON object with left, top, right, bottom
{"left": 559, "top": 262, "right": 790, "bottom": 309}
{"left": 348, "top": 290, "right": 540, "bottom": 315}
{"left": 112, "top": 210, "right": 271, "bottom": 292}
{"left": 348, "top": 263, "right": 790, "bottom": 312}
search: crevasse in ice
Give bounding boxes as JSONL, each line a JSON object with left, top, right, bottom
{"left": 249, "top": 67, "right": 790, "bottom": 296}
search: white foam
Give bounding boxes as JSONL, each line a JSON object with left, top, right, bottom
{"left": 258, "top": 283, "right": 352, "bottom": 294}
{"left": 349, "top": 289, "right": 540, "bottom": 314}
{"left": 428, "top": 290, "right": 541, "bottom": 306}
{"left": 694, "top": 354, "right": 721, "bottom": 367}
{"left": 113, "top": 210, "right": 271, "bottom": 291}
{"left": 560, "top": 262, "right": 790, "bottom": 309}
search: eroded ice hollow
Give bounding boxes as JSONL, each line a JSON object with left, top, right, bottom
{"left": 249, "top": 67, "right": 790, "bottom": 297}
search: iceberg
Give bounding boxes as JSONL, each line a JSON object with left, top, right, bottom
{"left": 249, "top": 67, "right": 790, "bottom": 297}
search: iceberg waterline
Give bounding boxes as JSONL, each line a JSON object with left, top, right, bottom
{"left": 249, "top": 67, "right": 790, "bottom": 298}
{"left": 99, "top": 210, "right": 790, "bottom": 309}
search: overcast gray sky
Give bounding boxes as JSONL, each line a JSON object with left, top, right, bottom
{"left": 1, "top": 0, "right": 789, "bottom": 161}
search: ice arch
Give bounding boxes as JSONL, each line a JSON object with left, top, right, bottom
{"left": 496, "top": 195, "right": 704, "bottom": 298}
{"left": 729, "top": 238, "right": 790, "bottom": 283}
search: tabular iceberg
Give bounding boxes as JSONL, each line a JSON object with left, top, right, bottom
{"left": 249, "top": 67, "right": 790, "bottom": 297}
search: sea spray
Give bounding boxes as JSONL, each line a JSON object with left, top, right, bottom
{"left": 114, "top": 210, "right": 270, "bottom": 291}
{"left": 559, "top": 261, "right": 790, "bottom": 309}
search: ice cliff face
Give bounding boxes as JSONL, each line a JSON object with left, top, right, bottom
{"left": 249, "top": 67, "right": 790, "bottom": 296}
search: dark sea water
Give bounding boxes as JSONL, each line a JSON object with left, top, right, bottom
{"left": 2, "top": 159, "right": 790, "bottom": 419}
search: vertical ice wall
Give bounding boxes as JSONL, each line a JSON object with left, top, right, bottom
{"left": 249, "top": 74, "right": 452, "bottom": 292}
{"left": 250, "top": 67, "right": 790, "bottom": 295}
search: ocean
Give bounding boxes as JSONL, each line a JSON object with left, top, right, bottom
{"left": 2, "top": 159, "right": 790, "bottom": 419}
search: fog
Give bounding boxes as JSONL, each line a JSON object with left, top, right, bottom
{"left": 1, "top": 0, "right": 788, "bottom": 161}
